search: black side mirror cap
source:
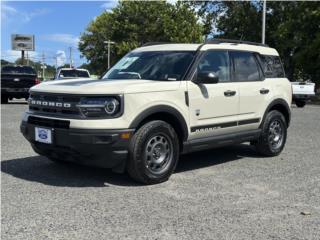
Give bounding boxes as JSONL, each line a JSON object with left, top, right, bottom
{"left": 194, "top": 71, "right": 219, "bottom": 84}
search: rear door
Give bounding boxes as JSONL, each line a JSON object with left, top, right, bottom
{"left": 230, "top": 51, "right": 271, "bottom": 131}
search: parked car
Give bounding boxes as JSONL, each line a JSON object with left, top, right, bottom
{"left": 54, "top": 68, "right": 90, "bottom": 80}
{"left": 1, "top": 65, "right": 40, "bottom": 103}
{"left": 291, "top": 81, "right": 316, "bottom": 107}
{"left": 21, "top": 39, "right": 292, "bottom": 184}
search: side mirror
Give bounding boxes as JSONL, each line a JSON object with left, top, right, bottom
{"left": 194, "top": 71, "right": 219, "bottom": 84}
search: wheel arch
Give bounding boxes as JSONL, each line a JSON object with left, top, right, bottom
{"left": 260, "top": 99, "right": 291, "bottom": 128}
{"left": 129, "top": 105, "right": 189, "bottom": 146}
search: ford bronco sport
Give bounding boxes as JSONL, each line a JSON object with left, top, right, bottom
{"left": 21, "top": 39, "right": 292, "bottom": 184}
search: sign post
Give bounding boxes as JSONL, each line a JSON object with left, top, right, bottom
{"left": 11, "top": 34, "right": 35, "bottom": 65}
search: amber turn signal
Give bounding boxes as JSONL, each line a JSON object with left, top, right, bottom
{"left": 120, "top": 132, "right": 131, "bottom": 139}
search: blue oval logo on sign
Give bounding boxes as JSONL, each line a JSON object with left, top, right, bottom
{"left": 38, "top": 130, "right": 47, "bottom": 140}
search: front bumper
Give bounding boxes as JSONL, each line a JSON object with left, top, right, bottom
{"left": 20, "top": 119, "right": 134, "bottom": 171}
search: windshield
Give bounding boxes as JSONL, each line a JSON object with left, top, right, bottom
{"left": 1, "top": 66, "right": 36, "bottom": 75}
{"left": 103, "top": 51, "right": 195, "bottom": 81}
{"left": 59, "top": 70, "right": 90, "bottom": 78}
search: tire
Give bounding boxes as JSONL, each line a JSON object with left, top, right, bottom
{"left": 1, "top": 96, "right": 8, "bottom": 104}
{"left": 127, "top": 120, "right": 179, "bottom": 184}
{"left": 255, "top": 110, "right": 287, "bottom": 157}
{"left": 295, "top": 100, "right": 306, "bottom": 108}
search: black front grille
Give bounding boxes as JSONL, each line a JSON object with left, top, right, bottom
{"left": 28, "top": 93, "right": 81, "bottom": 117}
{"left": 28, "top": 116, "right": 70, "bottom": 129}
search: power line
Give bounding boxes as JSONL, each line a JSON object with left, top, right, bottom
{"left": 41, "top": 52, "right": 46, "bottom": 79}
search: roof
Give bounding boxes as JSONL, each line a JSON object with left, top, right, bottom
{"left": 134, "top": 42, "right": 279, "bottom": 56}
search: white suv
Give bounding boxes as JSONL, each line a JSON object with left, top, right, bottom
{"left": 21, "top": 39, "right": 292, "bottom": 184}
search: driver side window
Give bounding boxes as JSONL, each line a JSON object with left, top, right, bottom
{"left": 197, "top": 51, "right": 231, "bottom": 82}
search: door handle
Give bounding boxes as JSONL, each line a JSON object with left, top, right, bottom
{"left": 260, "top": 88, "right": 269, "bottom": 94}
{"left": 224, "top": 90, "right": 236, "bottom": 97}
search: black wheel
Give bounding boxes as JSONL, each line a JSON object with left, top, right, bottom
{"left": 255, "top": 110, "right": 287, "bottom": 156}
{"left": 295, "top": 100, "right": 306, "bottom": 108}
{"left": 1, "top": 96, "right": 8, "bottom": 104}
{"left": 127, "top": 120, "right": 179, "bottom": 184}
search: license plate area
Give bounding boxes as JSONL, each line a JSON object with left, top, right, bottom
{"left": 35, "top": 127, "right": 52, "bottom": 144}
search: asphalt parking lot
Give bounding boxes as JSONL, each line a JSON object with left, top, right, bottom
{"left": 1, "top": 101, "right": 320, "bottom": 240}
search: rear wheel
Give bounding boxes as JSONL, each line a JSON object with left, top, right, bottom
{"left": 295, "top": 100, "right": 306, "bottom": 108}
{"left": 255, "top": 110, "right": 287, "bottom": 156}
{"left": 127, "top": 120, "right": 179, "bottom": 184}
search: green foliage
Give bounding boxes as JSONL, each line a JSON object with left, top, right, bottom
{"left": 79, "top": 1, "right": 203, "bottom": 75}
{"left": 79, "top": 0, "right": 319, "bottom": 88}
{"left": 194, "top": 1, "right": 320, "bottom": 87}
{"left": 1, "top": 59, "right": 11, "bottom": 66}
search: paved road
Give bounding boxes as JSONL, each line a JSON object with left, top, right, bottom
{"left": 1, "top": 102, "right": 320, "bottom": 240}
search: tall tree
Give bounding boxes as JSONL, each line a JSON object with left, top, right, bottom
{"left": 79, "top": 1, "right": 203, "bottom": 75}
{"left": 194, "top": 1, "right": 320, "bottom": 85}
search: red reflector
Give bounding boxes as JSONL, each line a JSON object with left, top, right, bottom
{"left": 35, "top": 79, "right": 40, "bottom": 85}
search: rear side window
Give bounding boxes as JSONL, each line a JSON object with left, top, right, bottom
{"left": 1, "top": 66, "right": 36, "bottom": 75}
{"left": 259, "top": 55, "right": 285, "bottom": 78}
{"left": 231, "top": 51, "right": 261, "bottom": 81}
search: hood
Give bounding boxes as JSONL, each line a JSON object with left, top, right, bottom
{"left": 31, "top": 78, "right": 181, "bottom": 94}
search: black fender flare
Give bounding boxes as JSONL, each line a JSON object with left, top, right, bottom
{"left": 129, "top": 105, "right": 189, "bottom": 141}
{"left": 260, "top": 98, "right": 291, "bottom": 128}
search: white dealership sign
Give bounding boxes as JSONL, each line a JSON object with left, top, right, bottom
{"left": 11, "top": 34, "right": 35, "bottom": 51}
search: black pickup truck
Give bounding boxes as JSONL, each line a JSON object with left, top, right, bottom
{"left": 1, "top": 65, "right": 39, "bottom": 103}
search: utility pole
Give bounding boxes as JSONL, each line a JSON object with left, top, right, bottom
{"left": 104, "top": 40, "right": 115, "bottom": 69}
{"left": 21, "top": 50, "right": 25, "bottom": 65}
{"left": 69, "top": 47, "right": 73, "bottom": 68}
{"left": 41, "top": 52, "right": 46, "bottom": 80}
{"left": 262, "top": 0, "right": 266, "bottom": 44}
{"left": 54, "top": 56, "right": 58, "bottom": 69}
{"left": 26, "top": 51, "right": 29, "bottom": 66}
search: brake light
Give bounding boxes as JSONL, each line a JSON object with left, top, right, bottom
{"left": 35, "top": 78, "right": 40, "bottom": 85}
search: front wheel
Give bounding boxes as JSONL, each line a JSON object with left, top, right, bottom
{"left": 255, "top": 110, "right": 287, "bottom": 156}
{"left": 295, "top": 100, "right": 306, "bottom": 108}
{"left": 127, "top": 120, "right": 179, "bottom": 184}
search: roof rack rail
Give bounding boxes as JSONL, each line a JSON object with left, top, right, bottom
{"left": 205, "top": 38, "right": 269, "bottom": 47}
{"left": 142, "top": 42, "right": 172, "bottom": 47}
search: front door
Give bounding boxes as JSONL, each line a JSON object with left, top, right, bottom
{"left": 187, "top": 50, "right": 240, "bottom": 139}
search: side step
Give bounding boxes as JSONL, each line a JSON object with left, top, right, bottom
{"left": 182, "top": 129, "right": 261, "bottom": 154}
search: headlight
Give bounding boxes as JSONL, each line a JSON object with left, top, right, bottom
{"left": 77, "top": 97, "right": 121, "bottom": 118}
